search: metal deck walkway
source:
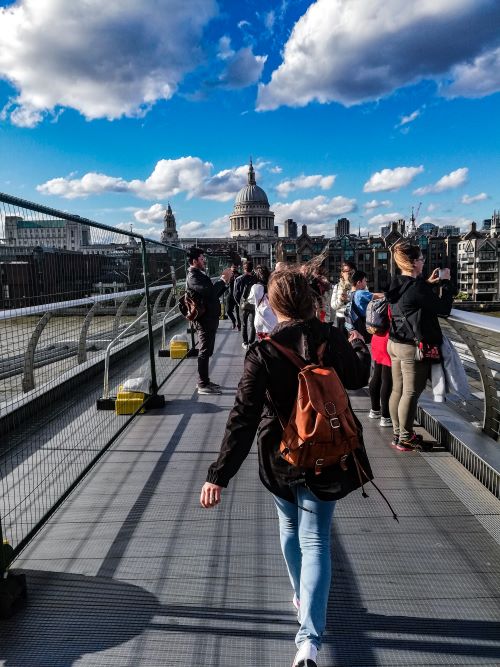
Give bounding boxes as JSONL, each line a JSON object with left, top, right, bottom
{"left": 1, "top": 321, "right": 500, "bottom": 666}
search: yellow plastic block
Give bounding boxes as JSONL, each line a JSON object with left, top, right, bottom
{"left": 170, "top": 341, "right": 189, "bottom": 359}
{"left": 115, "top": 389, "right": 147, "bottom": 415}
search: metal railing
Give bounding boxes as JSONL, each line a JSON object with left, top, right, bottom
{"left": 0, "top": 192, "right": 227, "bottom": 591}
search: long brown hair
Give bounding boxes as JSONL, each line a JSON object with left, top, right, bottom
{"left": 393, "top": 241, "right": 421, "bottom": 273}
{"left": 268, "top": 266, "right": 315, "bottom": 320}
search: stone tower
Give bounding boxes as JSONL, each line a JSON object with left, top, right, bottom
{"left": 160, "top": 203, "right": 179, "bottom": 244}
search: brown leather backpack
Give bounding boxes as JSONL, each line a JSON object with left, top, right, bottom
{"left": 266, "top": 339, "right": 362, "bottom": 476}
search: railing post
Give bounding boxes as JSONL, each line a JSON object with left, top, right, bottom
{"left": 0, "top": 516, "right": 27, "bottom": 618}
{"left": 140, "top": 239, "right": 165, "bottom": 408}
{"left": 22, "top": 311, "right": 52, "bottom": 392}
{"left": 448, "top": 319, "right": 500, "bottom": 440}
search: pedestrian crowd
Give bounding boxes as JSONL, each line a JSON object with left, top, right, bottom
{"left": 185, "top": 242, "right": 455, "bottom": 667}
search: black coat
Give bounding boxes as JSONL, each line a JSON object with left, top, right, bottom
{"left": 206, "top": 318, "right": 372, "bottom": 502}
{"left": 386, "top": 275, "right": 454, "bottom": 345}
{"left": 187, "top": 267, "right": 226, "bottom": 329}
{"left": 233, "top": 273, "right": 257, "bottom": 305}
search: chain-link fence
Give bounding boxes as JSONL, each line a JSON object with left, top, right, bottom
{"left": 0, "top": 193, "right": 226, "bottom": 573}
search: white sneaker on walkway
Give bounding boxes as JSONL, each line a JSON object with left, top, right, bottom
{"left": 379, "top": 416, "right": 392, "bottom": 427}
{"left": 197, "top": 384, "right": 222, "bottom": 395}
{"left": 368, "top": 409, "right": 381, "bottom": 419}
{"left": 292, "top": 640, "right": 318, "bottom": 667}
{"left": 241, "top": 342, "right": 248, "bottom": 350}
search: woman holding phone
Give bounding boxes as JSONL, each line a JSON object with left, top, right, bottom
{"left": 386, "top": 243, "right": 454, "bottom": 451}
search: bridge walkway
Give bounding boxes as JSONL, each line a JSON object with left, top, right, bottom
{"left": 1, "top": 320, "right": 500, "bottom": 666}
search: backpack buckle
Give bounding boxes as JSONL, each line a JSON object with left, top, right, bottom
{"left": 314, "top": 458, "right": 324, "bottom": 475}
{"left": 329, "top": 417, "right": 340, "bottom": 429}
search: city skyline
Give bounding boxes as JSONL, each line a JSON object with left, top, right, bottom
{"left": 0, "top": 0, "right": 499, "bottom": 241}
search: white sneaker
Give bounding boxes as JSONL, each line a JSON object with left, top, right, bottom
{"left": 368, "top": 409, "right": 381, "bottom": 419}
{"left": 241, "top": 342, "right": 248, "bottom": 350}
{"left": 292, "top": 641, "right": 318, "bottom": 667}
{"left": 380, "top": 416, "right": 392, "bottom": 427}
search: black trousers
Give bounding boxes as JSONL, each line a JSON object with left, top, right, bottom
{"left": 196, "top": 324, "right": 217, "bottom": 386}
{"left": 241, "top": 308, "right": 256, "bottom": 345}
{"left": 368, "top": 361, "right": 393, "bottom": 418}
{"left": 227, "top": 296, "right": 241, "bottom": 328}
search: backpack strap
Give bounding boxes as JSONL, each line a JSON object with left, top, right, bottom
{"left": 266, "top": 338, "right": 327, "bottom": 369}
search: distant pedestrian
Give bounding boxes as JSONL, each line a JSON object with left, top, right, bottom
{"left": 331, "top": 261, "right": 356, "bottom": 329}
{"left": 368, "top": 331, "right": 393, "bottom": 427}
{"left": 226, "top": 263, "right": 241, "bottom": 331}
{"left": 248, "top": 265, "right": 278, "bottom": 340}
{"left": 186, "top": 247, "right": 228, "bottom": 395}
{"left": 344, "top": 270, "right": 384, "bottom": 343}
{"left": 386, "top": 243, "right": 453, "bottom": 450}
{"left": 234, "top": 261, "right": 257, "bottom": 349}
{"left": 200, "top": 266, "right": 371, "bottom": 667}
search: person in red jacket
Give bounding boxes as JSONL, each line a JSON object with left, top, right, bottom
{"left": 368, "top": 331, "right": 392, "bottom": 427}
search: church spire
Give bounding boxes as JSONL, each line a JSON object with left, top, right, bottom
{"left": 248, "top": 157, "right": 256, "bottom": 186}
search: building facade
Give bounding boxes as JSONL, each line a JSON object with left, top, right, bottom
{"left": 5, "top": 215, "right": 91, "bottom": 251}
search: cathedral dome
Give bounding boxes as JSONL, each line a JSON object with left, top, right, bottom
{"left": 234, "top": 160, "right": 269, "bottom": 206}
{"left": 235, "top": 184, "right": 269, "bottom": 206}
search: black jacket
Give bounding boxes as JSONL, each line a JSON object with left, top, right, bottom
{"left": 234, "top": 272, "right": 257, "bottom": 305}
{"left": 187, "top": 267, "right": 226, "bottom": 329}
{"left": 386, "top": 275, "right": 454, "bottom": 346}
{"left": 206, "top": 319, "right": 372, "bottom": 502}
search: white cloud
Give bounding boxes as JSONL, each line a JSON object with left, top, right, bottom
{"left": 38, "top": 157, "right": 213, "bottom": 200}
{"left": 257, "top": 0, "right": 500, "bottom": 110}
{"left": 37, "top": 172, "right": 129, "bottom": 199}
{"left": 462, "top": 192, "right": 488, "bottom": 204}
{"left": 273, "top": 195, "right": 356, "bottom": 225}
{"left": 363, "top": 199, "right": 392, "bottom": 210}
{"left": 397, "top": 109, "right": 421, "bottom": 128}
{"left": 177, "top": 221, "right": 205, "bottom": 236}
{"left": 269, "top": 165, "right": 283, "bottom": 174}
{"left": 276, "top": 174, "right": 336, "bottom": 196}
{"left": 363, "top": 166, "right": 424, "bottom": 193}
{"left": 367, "top": 212, "right": 403, "bottom": 226}
{"left": 443, "top": 46, "right": 500, "bottom": 98}
{"left": 133, "top": 204, "right": 166, "bottom": 224}
{"left": 414, "top": 167, "right": 468, "bottom": 196}
{"left": 0, "top": 0, "right": 217, "bottom": 125}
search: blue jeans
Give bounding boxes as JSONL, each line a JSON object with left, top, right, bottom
{"left": 273, "top": 485, "right": 336, "bottom": 649}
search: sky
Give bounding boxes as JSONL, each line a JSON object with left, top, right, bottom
{"left": 0, "top": 0, "right": 499, "bottom": 240}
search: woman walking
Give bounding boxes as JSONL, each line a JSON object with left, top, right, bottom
{"left": 200, "top": 266, "right": 371, "bottom": 667}
{"left": 248, "top": 265, "right": 278, "bottom": 340}
{"left": 386, "top": 243, "right": 453, "bottom": 451}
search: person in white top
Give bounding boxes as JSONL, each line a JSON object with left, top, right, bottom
{"left": 330, "top": 260, "right": 356, "bottom": 328}
{"left": 248, "top": 265, "right": 278, "bottom": 340}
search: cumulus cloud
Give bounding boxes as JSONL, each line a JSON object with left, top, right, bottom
{"left": 133, "top": 204, "right": 166, "bottom": 225}
{"left": 364, "top": 199, "right": 392, "bottom": 210}
{"left": 414, "top": 167, "right": 468, "bottom": 195}
{"left": 418, "top": 214, "right": 472, "bottom": 231}
{"left": 177, "top": 221, "right": 205, "bottom": 236}
{"left": 0, "top": 0, "right": 217, "bottom": 125}
{"left": 275, "top": 174, "right": 336, "bottom": 196}
{"left": 363, "top": 166, "right": 424, "bottom": 193}
{"left": 462, "top": 192, "right": 488, "bottom": 204}
{"left": 273, "top": 195, "right": 356, "bottom": 226}
{"left": 178, "top": 215, "right": 230, "bottom": 238}
{"left": 443, "top": 46, "right": 500, "bottom": 98}
{"left": 367, "top": 212, "right": 403, "bottom": 226}
{"left": 38, "top": 157, "right": 213, "bottom": 200}
{"left": 257, "top": 0, "right": 500, "bottom": 110}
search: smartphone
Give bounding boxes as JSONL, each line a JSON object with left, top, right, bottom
{"left": 438, "top": 268, "right": 448, "bottom": 279}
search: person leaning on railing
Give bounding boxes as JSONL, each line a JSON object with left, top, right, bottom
{"left": 386, "top": 242, "right": 454, "bottom": 451}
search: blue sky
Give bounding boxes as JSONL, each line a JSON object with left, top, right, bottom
{"left": 0, "top": 0, "right": 499, "bottom": 240}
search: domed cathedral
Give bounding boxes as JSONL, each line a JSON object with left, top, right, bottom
{"left": 160, "top": 203, "right": 179, "bottom": 245}
{"left": 229, "top": 159, "right": 277, "bottom": 266}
